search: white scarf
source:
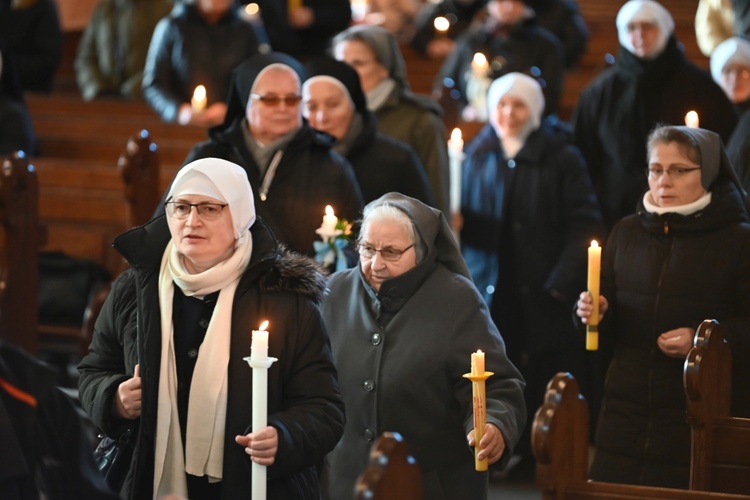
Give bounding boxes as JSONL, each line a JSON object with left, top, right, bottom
{"left": 153, "top": 234, "right": 253, "bottom": 499}
{"left": 642, "top": 191, "right": 712, "bottom": 216}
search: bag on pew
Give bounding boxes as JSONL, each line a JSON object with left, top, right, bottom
{"left": 38, "top": 251, "right": 110, "bottom": 326}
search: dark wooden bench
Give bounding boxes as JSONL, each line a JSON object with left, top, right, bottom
{"left": 533, "top": 320, "right": 750, "bottom": 499}
{"left": 354, "top": 431, "right": 423, "bottom": 500}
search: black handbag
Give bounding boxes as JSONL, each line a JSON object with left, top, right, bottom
{"left": 94, "top": 425, "right": 135, "bottom": 491}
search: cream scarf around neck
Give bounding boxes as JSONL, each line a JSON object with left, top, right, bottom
{"left": 153, "top": 234, "right": 253, "bottom": 499}
{"left": 643, "top": 191, "right": 712, "bottom": 216}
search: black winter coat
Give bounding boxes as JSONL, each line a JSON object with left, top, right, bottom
{"left": 142, "top": 4, "right": 265, "bottom": 122}
{"left": 572, "top": 36, "right": 738, "bottom": 230}
{"left": 727, "top": 102, "right": 750, "bottom": 194}
{"left": 78, "top": 217, "right": 346, "bottom": 500}
{"left": 343, "top": 111, "right": 435, "bottom": 206}
{"left": 180, "top": 120, "right": 364, "bottom": 257}
{"left": 590, "top": 178, "right": 750, "bottom": 488}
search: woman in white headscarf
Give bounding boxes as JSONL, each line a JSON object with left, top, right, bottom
{"left": 460, "top": 72, "right": 604, "bottom": 472}
{"left": 711, "top": 36, "right": 750, "bottom": 191}
{"left": 572, "top": 0, "right": 737, "bottom": 231}
{"left": 79, "top": 157, "right": 345, "bottom": 500}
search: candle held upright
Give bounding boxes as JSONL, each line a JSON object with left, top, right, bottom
{"left": 684, "top": 110, "right": 700, "bottom": 128}
{"left": 191, "top": 85, "right": 207, "bottom": 113}
{"left": 463, "top": 350, "right": 494, "bottom": 471}
{"left": 587, "top": 240, "right": 601, "bottom": 351}
{"left": 244, "top": 320, "right": 277, "bottom": 500}
{"left": 448, "top": 128, "right": 464, "bottom": 216}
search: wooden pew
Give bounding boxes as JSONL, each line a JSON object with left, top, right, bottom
{"left": 685, "top": 319, "right": 750, "bottom": 494}
{"left": 533, "top": 354, "right": 750, "bottom": 498}
{"left": 0, "top": 152, "right": 40, "bottom": 354}
{"left": 354, "top": 432, "right": 423, "bottom": 500}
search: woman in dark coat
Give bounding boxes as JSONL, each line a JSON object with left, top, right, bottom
{"left": 79, "top": 158, "right": 345, "bottom": 500}
{"left": 321, "top": 193, "right": 526, "bottom": 500}
{"left": 710, "top": 36, "right": 750, "bottom": 193}
{"left": 572, "top": 0, "right": 738, "bottom": 231}
{"left": 171, "top": 52, "right": 364, "bottom": 257}
{"left": 302, "top": 57, "right": 435, "bottom": 206}
{"left": 577, "top": 125, "right": 750, "bottom": 488}
{"left": 142, "top": 0, "right": 267, "bottom": 127}
{"left": 460, "top": 72, "right": 604, "bottom": 467}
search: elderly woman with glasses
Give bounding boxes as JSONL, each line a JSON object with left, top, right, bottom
{"left": 79, "top": 158, "right": 345, "bottom": 500}
{"left": 576, "top": 125, "right": 750, "bottom": 488}
{"left": 170, "top": 51, "right": 363, "bottom": 257}
{"left": 711, "top": 37, "right": 750, "bottom": 192}
{"left": 321, "top": 192, "right": 526, "bottom": 500}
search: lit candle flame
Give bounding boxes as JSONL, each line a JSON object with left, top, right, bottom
{"left": 591, "top": 240, "right": 599, "bottom": 248}
{"left": 245, "top": 3, "right": 259, "bottom": 15}
{"left": 451, "top": 128, "right": 462, "bottom": 143}
{"left": 685, "top": 110, "right": 699, "bottom": 128}
{"left": 325, "top": 205, "right": 334, "bottom": 217}
{"left": 258, "top": 320, "right": 269, "bottom": 331}
{"left": 472, "top": 53, "right": 488, "bottom": 68}
{"left": 193, "top": 85, "right": 206, "bottom": 101}
{"left": 434, "top": 16, "right": 450, "bottom": 33}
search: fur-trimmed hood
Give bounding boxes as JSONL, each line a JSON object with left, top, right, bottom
{"left": 255, "top": 246, "right": 328, "bottom": 304}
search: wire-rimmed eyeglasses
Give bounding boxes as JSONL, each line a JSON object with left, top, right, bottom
{"left": 645, "top": 167, "right": 701, "bottom": 180}
{"left": 356, "top": 243, "right": 414, "bottom": 262}
{"left": 165, "top": 201, "right": 227, "bottom": 221}
{"left": 250, "top": 93, "right": 302, "bottom": 107}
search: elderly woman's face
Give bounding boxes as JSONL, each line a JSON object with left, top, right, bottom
{"left": 167, "top": 194, "right": 236, "bottom": 274}
{"left": 494, "top": 94, "right": 531, "bottom": 138}
{"left": 359, "top": 219, "right": 417, "bottom": 292}
{"left": 626, "top": 21, "right": 660, "bottom": 58}
{"left": 720, "top": 62, "right": 750, "bottom": 103}
{"left": 647, "top": 141, "right": 704, "bottom": 207}
{"left": 303, "top": 80, "right": 355, "bottom": 141}
{"left": 487, "top": 0, "right": 527, "bottom": 24}
{"left": 247, "top": 67, "right": 302, "bottom": 144}
{"left": 334, "top": 40, "right": 389, "bottom": 93}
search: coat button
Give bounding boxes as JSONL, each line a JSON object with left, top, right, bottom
{"left": 198, "top": 319, "right": 209, "bottom": 329}
{"left": 507, "top": 159, "right": 516, "bottom": 168}
{"left": 371, "top": 333, "right": 381, "bottom": 345}
{"left": 188, "top": 348, "right": 198, "bottom": 358}
{"left": 364, "top": 429, "right": 375, "bottom": 442}
{"left": 363, "top": 380, "right": 375, "bottom": 391}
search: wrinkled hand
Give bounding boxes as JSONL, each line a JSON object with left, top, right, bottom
{"left": 467, "top": 423, "right": 504, "bottom": 465}
{"left": 235, "top": 426, "right": 279, "bottom": 466}
{"left": 576, "top": 291, "right": 608, "bottom": 324}
{"left": 657, "top": 327, "right": 694, "bottom": 358}
{"left": 113, "top": 364, "right": 141, "bottom": 419}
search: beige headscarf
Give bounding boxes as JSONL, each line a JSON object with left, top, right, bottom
{"left": 153, "top": 158, "right": 255, "bottom": 499}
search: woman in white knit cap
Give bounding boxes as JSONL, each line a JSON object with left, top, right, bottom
{"left": 79, "top": 157, "right": 344, "bottom": 500}
{"left": 572, "top": 0, "right": 737, "bottom": 231}
{"left": 711, "top": 36, "right": 750, "bottom": 191}
{"left": 459, "top": 72, "right": 604, "bottom": 476}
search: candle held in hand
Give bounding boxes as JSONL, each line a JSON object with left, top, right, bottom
{"left": 434, "top": 16, "right": 450, "bottom": 37}
{"left": 464, "top": 350, "right": 493, "bottom": 471}
{"left": 251, "top": 320, "right": 269, "bottom": 360}
{"left": 587, "top": 240, "right": 601, "bottom": 351}
{"left": 471, "top": 52, "right": 489, "bottom": 78}
{"left": 448, "top": 128, "right": 464, "bottom": 215}
{"left": 191, "top": 85, "right": 207, "bottom": 113}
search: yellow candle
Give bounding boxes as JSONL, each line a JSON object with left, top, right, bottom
{"left": 191, "top": 85, "right": 207, "bottom": 112}
{"left": 471, "top": 53, "right": 489, "bottom": 78}
{"left": 288, "top": 0, "right": 302, "bottom": 11}
{"left": 470, "top": 350, "right": 488, "bottom": 470}
{"left": 587, "top": 240, "right": 601, "bottom": 351}
{"left": 685, "top": 110, "right": 699, "bottom": 128}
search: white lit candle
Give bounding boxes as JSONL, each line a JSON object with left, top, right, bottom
{"left": 471, "top": 53, "right": 489, "bottom": 78}
{"left": 685, "top": 110, "right": 699, "bottom": 128}
{"left": 191, "top": 85, "right": 207, "bottom": 112}
{"left": 448, "top": 128, "right": 464, "bottom": 215}
{"left": 321, "top": 205, "right": 338, "bottom": 234}
{"left": 245, "top": 320, "right": 277, "bottom": 500}
{"left": 434, "top": 16, "right": 450, "bottom": 37}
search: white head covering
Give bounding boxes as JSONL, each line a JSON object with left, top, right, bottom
{"left": 710, "top": 36, "right": 750, "bottom": 84}
{"left": 487, "top": 72, "right": 545, "bottom": 138}
{"left": 302, "top": 75, "right": 356, "bottom": 113}
{"left": 616, "top": 0, "right": 674, "bottom": 59}
{"left": 167, "top": 157, "right": 256, "bottom": 241}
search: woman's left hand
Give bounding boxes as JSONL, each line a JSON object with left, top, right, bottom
{"left": 467, "top": 423, "right": 505, "bottom": 465}
{"left": 657, "top": 327, "right": 695, "bottom": 358}
{"left": 235, "top": 426, "right": 279, "bottom": 465}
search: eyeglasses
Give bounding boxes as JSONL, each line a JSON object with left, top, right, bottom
{"left": 165, "top": 201, "right": 227, "bottom": 221}
{"left": 250, "top": 93, "right": 302, "bottom": 107}
{"left": 645, "top": 167, "right": 701, "bottom": 179}
{"left": 722, "top": 67, "right": 750, "bottom": 79}
{"left": 356, "top": 243, "right": 414, "bottom": 262}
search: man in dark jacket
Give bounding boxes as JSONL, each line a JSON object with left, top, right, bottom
{"left": 165, "top": 52, "right": 364, "bottom": 257}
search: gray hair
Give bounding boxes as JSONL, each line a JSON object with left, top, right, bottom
{"left": 359, "top": 203, "right": 425, "bottom": 263}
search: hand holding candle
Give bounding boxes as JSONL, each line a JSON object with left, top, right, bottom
{"left": 463, "top": 350, "right": 494, "bottom": 471}
{"left": 587, "top": 240, "right": 601, "bottom": 351}
{"left": 191, "top": 85, "right": 207, "bottom": 113}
